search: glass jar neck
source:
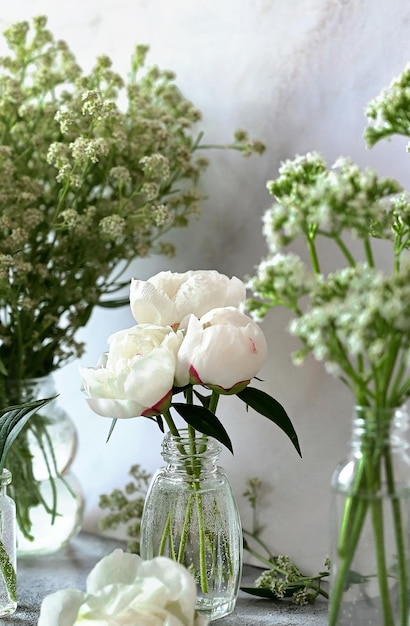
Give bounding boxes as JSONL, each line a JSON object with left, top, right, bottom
{"left": 352, "top": 405, "right": 409, "bottom": 453}
{"left": 0, "top": 468, "right": 12, "bottom": 496}
{"left": 161, "top": 430, "right": 221, "bottom": 474}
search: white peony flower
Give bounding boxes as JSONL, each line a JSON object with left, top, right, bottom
{"left": 80, "top": 324, "right": 183, "bottom": 418}
{"left": 38, "top": 549, "right": 209, "bottom": 626}
{"left": 175, "top": 306, "right": 267, "bottom": 393}
{"left": 130, "top": 270, "right": 246, "bottom": 327}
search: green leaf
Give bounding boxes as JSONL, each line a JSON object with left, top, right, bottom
{"left": 106, "top": 418, "right": 117, "bottom": 443}
{"left": 237, "top": 387, "right": 301, "bottom": 457}
{"left": 192, "top": 389, "right": 212, "bottom": 409}
{"left": 0, "top": 539, "right": 16, "bottom": 602}
{"left": 240, "top": 586, "right": 295, "bottom": 600}
{"left": 0, "top": 397, "right": 55, "bottom": 473}
{"left": 172, "top": 403, "right": 233, "bottom": 454}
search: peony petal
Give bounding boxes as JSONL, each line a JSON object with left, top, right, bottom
{"left": 85, "top": 397, "right": 146, "bottom": 418}
{"left": 130, "top": 278, "right": 177, "bottom": 325}
{"left": 137, "top": 557, "right": 197, "bottom": 626}
{"left": 86, "top": 549, "right": 143, "bottom": 594}
{"left": 175, "top": 272, "right": 245, "bottom": 321}
{"left": 38, "top": 588, "right": 84, "bottom": 626}
{"left": 130, "top": 270, "right": 246, "bottom": 327}
{"left": 80, "top": 326, "right": 182, "bottom": 418}
{"left": 176, "top": 307, "right": 267, "bottom": 390}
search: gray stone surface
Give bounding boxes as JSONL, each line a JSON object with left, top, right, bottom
{"left": 2, "top": 533, "right": 328, "bottom": 625}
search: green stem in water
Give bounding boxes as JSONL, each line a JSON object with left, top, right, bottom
{"left": 329, "top": 410, "right": 406, "bottom": 625}
{"left": 177, "top": 493, "right": 194, "bottom": 563}
{"left": 187, "top": 425, "right": 209, "bottom": 594}
{"left": 384, "top": 445, "right": 408, "bottom": 626}
{"left": 328, "top": 493, "right": 369, "bottom": 626}
{"left": 158, "top": 511, "right": 176, "bottom": 561}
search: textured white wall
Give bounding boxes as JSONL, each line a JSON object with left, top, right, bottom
{"left": 2, "top": 0, "right": 410, "bottom": 572}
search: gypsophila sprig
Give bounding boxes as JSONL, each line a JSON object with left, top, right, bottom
{"left": 241, "top": 477, "right": 329, "bottom": 604}
{"left": 246, "top": 150, "right": 409, "bottom": 406}
{"left": 0, "top": 15, "right": 263, "bottom": 380}
{"left": 0, "top": 15, "right": 264, "bottom": 541}
{"left": 364, "top": 63, "right": 410, "bottom": 146}
{"left": 247, "top": 61, "right": 410, "bottom": 625}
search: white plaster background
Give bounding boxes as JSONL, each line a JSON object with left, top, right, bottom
{"left": 1, "top": 0, "right": 410, "bottom": 573}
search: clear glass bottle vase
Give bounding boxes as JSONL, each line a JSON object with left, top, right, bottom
{"left": 0, "top": 469, "right": 16, "bottom": 617}
{"left": 4, "top": 376, "right": 84, "bottom": 556}
{"left": 329, "top": 405, "right": 410, "bottom": 626}
{"left": 140, "top": 430, "right": 243, "bottom": 621}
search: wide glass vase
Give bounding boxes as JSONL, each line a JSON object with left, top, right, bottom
{"left": 329, "top": 405, "right": 410, "bottom": 626}
{"left": 140, "top": 430, "right": 243, "bottom": 621}
{"left": 0, "top": 469, "right": 16, "bottom": 617}
{"left": 4, "top": 376, "right": 84, "bottom": 556}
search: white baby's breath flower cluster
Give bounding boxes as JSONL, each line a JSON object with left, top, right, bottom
{"left": 0, "top": 15, "right": 263, "bottom": 384}
{"left": 247, "top": 68, "right": 410, "bottom": 407}
{"left": 0, "top": 16, "right": 264, "bottom": 541}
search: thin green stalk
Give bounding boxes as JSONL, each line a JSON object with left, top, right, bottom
{"left": 363, "top": 419, "right": 395, "bottom": 625}
{"left": 162, "top": 409, "right": 180, "bottom": 437}
{"left": 158, "top": 511, "right": 176, "bottom": 560}
{"left": 243, "top": 528, "right": 274, "bottom": 562}
{"left": 242, "top": 539, "right": 273, "bottom": 569}
{"left": 187, "top": 425, "right": 209, "bottom": 594}
{"left": 194, "top": 488, "right": 209, "bottom": 594}
{"left": 364, "top": 236, "right": 375, "bottom": 268}
{"left": 336, "top": 460, "right": 367, "bottom": 557}
{"left": 177, "top": 493, "right": 194, "bottom": 563}
{"left": 369, "top": 496, "right": 394, "bottom": 624}
{"left": 334, "top": 234, "right": 357, "bottom": 267}
{"left": 160, "top": 415, "right": 209, "bottom": 594}
{"left": 328, "top": 496, "right": 369, "bottom": 626}
{"left": 384, "top": 446, "right": 408, "bottom": 626}
{"left": 307, "top": 236, "right": 321, "bottom": 274}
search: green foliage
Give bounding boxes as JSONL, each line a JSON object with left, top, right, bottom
{"left": 0, "top": 15, "right": 263, "bottom": 380}
{"left": 364, "top": 64, "right": 410, "bottom": 146}
{"left": 237, "top": 387, "right": 301, "bottom": 457}
{"left": 247, "top": 148, "right": 410, "bottom": 408}
{"left": 0, "top": 397, "right": 53, "bottom": 473}
{"left": 0, "top": 15, "right": 263, "bottom": 539}
{"left": 172, "top": 401, "right": 233, "bottom": 454}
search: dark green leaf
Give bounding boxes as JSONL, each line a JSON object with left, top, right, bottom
{"left": 237, "top": 387, "right": 301, "bottom": 457}
{"left": 193, "top": 389, "right": 212, "bottom": 409}
{"left": 172, "top": 403, "right": 233, "bottom": 454}
{"left": 0, "top": 397, "right": 55, "bottom": 472}
{"left": 240, "top": 586, "right": 278, "bottom": 599}
{"left": 156, "top": 414, "right": 164, "bottom": 433}
{"left": 106, "top": 418, "right": 118, "bottom": 443}
{"left": 241, "top": 583, "right": 308, "bottom": 600}
{"left": 240, "top": 586, "right": 295, "bottom": 600}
